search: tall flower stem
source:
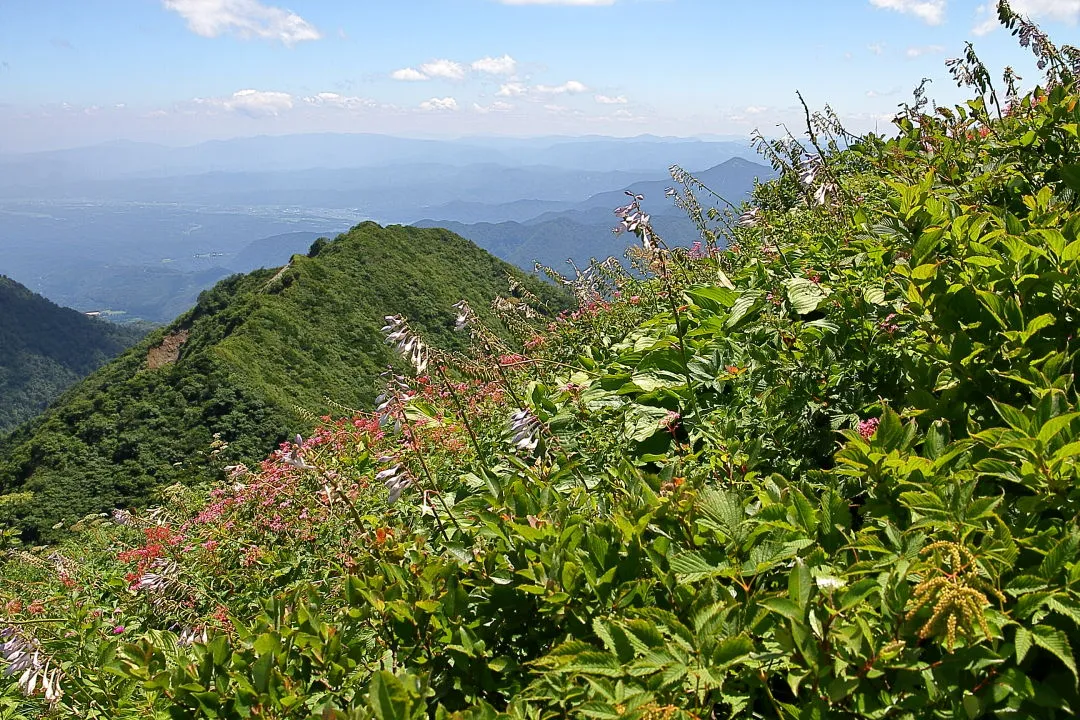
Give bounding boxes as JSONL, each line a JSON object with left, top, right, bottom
{"left": 434, "top": 365, "right": 487, "bottom": 466}
{"left": 400, "top": 418, "right": 461, "bottom": 537}
{"left": 653, "top": 247, "right": 700, "bottom": 420}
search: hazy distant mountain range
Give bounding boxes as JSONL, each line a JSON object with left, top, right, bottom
{"left": 0, "top": 133, "right": 771, "bottom": 322}
{"left": 0, "top": 133, "right": 759, "bottom": 186}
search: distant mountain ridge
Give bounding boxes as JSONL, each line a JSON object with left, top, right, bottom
{"left": 0, "top": 276, "right": 145, "bottom": 434}
{"left": 0, "top": 133, "right": 757, "bottom": 187}
{"left": 415, "top": 157, "right": 777, "bottom": 270}
{"left": 0, "top": 223, "right": 566, "bottom": 541}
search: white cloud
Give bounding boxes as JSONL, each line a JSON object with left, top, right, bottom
{"left": 496, "top": 82, "right": 528, "bottom": 97}
{"left": 391, "top": 67, "right": 428, "bottom": 81}
{"left": 594, "top": 94, "right": 627, "bottom": 104}
{"left": 495, "top": 0, "right": 615, "bottom": 4}
{"left": 1013, "top": 0, "right": 1080, "bottom": 23}
{"left": 535, "top": 80, "right": 588, "bottom": 94}
{"left": 162, "top": 0, "right": 321, "bottom": 45}
{"left": 974, "top": 0, "right": 1080, "bottom": 35}
{"left": 905, "top": 44, "right": 944, "bottom": 57}
{"left": 302, "top": 92, "right": 374, "bottom": 110}
{"left": 419, "top": 96, "right": 459, "bottom": 111}
{"left": 419, "top": 59, "right": 466, "bottom": 80}
{"left": 868, "top": 0, "right": 945, "bottom": 25}
{"left": 744, "top": 105, "right": 768, "bottom": 114}
{"left": 471, "top": 55, "right": 518, "bottom": 75}
{"left": 867, "top": 42, "right": 885, "bottom": 55}
{"left": 195, "top": 89, "right": 294, "bottom": 116}
{"left": 473, "top": 101, "right": 514, "bottom": 113}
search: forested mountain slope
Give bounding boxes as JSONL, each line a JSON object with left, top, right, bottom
{"left": 0, "top": 276, "right": 144, "bottom": 433}
{"left": 0, "top": 224, "right": 564, "bottom": 540}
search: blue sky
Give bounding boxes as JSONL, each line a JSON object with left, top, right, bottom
{"left": 0, "top": 0, "right": 1077, "bottom": 151}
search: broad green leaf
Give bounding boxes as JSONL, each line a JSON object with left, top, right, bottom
{"left": 783, "top": 278, "right": 829, "bottom": 315}
{"left": 789, "top": 560, "right": 812, "bottom": 610}
{"left": 686, "top": 286, "right": 737, "bottom": 312}
{"left": 992, "top": 400, "right": 1031, "bottom": 435}
{"left": 911, "top": 263, "right": 938, "bottom": 282}
{"left": 863, "top": 286, "right": 886, "bottom": 305}
{"left": 1037, "top": 413, "right": 1080, "bottom": 446}
{"left": 726, "top": 290, "right": 763, "bottom": 329}
{"left": 368, "top": 672, "right": 411, "bottom": 720}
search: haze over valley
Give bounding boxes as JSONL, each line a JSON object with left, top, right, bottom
{"left": 1, "top": 134, "right": 770, "bottom": 322}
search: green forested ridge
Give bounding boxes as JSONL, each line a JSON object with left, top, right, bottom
{"left": 0, "top": 223, "right": 565, "bottom": 541}
{"left": 0, "top": 276, "right": 145, "bottom": 434}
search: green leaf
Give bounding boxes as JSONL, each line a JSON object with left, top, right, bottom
{"left": 368, "top": 671, "right": 411, "bottom": 720}
{"left": 963, "top": 692, "right": 982, "bottom": 719}
{"left": 1040, "top": 534, "right": 1079, "bottom": 581}
{"left": 789, "top": 560, "right": 812, "bottom": 610}
{"left": 783, "top": 278, "right": 829, "bottom": 315}
{"left": 992, "top": 400, "right": 1031, "bottom": 435}
{"left": 1015, "top": 627, "right": 1033, "bottom": 664}
{"left": 760, "top": 597, "right": 803, "bottom": 623}
{"left": 863, "top": 286, "right": 887, "bottom": 305}
{"left": 911, "top": 263, "right": 938, "bottom": 282}
{"left": 1032, "top": 626, "right": 1078, "bottom": 684}
{"left": 1037, "top": 413, "right": 1080, "bottom": 446}
{"left": 726, "top": 290, "right": 762, "bottom": 329}
{"left": 557, "top": 651, "right": 623, "bottom": 677}
{"left": 686, "top": 286, "right": 737, "bottom": 312}
{"left": 1057, "top": 164, "right": 1080, "bottom": 193}
{"left": 624, "top": 404, "right": 673, "bottom": 443}
{"left": 670, "top": 552, "right": 723, "bottom": 582}
{"left": 1046, "top": 596, "right": 1080, "bottom": 629}
{"left": 714, "top": 635, "right": 754, "bottom": 667}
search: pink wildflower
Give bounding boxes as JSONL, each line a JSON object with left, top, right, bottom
{"left": 858, "top": 417, "right": 880, "bottom": 440}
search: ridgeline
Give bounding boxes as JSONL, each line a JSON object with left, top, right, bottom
{"left": 0, "top": 223, "right": 565, "bottom": 540}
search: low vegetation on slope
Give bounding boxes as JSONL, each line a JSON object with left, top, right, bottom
{"left": 0, "top": 224, "right": 564, "bottom": 541}
{"left": 3, "top": 5, "right": 1080, "bottom": 717}
{"left": 0, "top": 276, "right": 144, "bottom": 434}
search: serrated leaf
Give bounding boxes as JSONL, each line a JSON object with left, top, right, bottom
{"left": 714, "top": 635, "right": 754, "bottom": 667}
{"left": 1047, "top": 596, "right": 1080, "bottom": 629}
{"left": 1040, "top": 535, "right": 1080, "bottom": 581}
{"left": 557, "top": 651, "right": 623, "bottom": 677}
{"left": 1032, "top": 626, "right": 1078, "bottom": 684}
{"left": 670, "top": 552, "right": 723, "bottom": 582}
{"left": 1015, "top": 627, "right": 1033, "bottom": 664}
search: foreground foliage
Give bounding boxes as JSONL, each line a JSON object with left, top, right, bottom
{"left": 4, "top": 6, "right": 1080, "bottom": 717}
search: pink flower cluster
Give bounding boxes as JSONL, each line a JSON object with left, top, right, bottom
{"left": 858, "top": 417, "right": 880, "bottom": 440}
